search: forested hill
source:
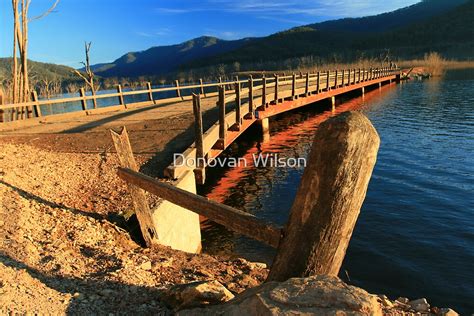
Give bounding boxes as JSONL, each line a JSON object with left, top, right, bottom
{"left": 90, "top": 0, "right": 471, "bottom": 78}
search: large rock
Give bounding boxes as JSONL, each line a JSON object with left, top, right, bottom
{"left": 179, "top": 275, "right": 382, "bottom": 315}
{"left": 162, "top": 280, "right": 234, "bottom": 310}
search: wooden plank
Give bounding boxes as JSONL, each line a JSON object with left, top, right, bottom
{"left": 267, "top": 111, "right": 380, "bottom": 281}
{"left": 199, "top": 78, "right": 205, "bottom": 96}
{"left": 117, "top": 167, "right": 282, "bottom": 248}
{"left": 110, "top": 127, "right": 159, "bottom": 247}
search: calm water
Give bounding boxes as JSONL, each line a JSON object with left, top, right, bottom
{"left": 199, "top": 69, "right": 474, "bottom": 314}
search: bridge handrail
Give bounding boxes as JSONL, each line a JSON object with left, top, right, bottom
{"left": 0, "top": 67, "right": 399, "bottom": 123}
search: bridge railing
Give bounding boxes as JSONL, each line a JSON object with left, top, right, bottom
{"left": 0, "top": 66, "right": 398, "bottom": 124}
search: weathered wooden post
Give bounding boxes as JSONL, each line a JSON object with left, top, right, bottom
{"left": 248, "top": 75, "right": 254, "bottom": 118}
{"left": 261, "top": 75, "right": 267, "bottom": 108}
{"left": 146, "top": 82, "right": 154, "bottom": 104}
{"left": 79, "top": 88, "right": 88, "bottom": 111}
{"left": 235, "top": 82, "right": 242, "bottom": 129}
{"left": 305, "top": 72, "right": 310, "bottom": 96}
{"left": 326, "top": 70, "right": 330, "bottom": 91}
{"left": 216, "top": 86, "right": 226, "bottom": 149}
{"left": 291, "top": 73, "right": 296, "bottom": 100}
{"left": 175, "top": 80, "right": 182, "bottom": 100}
{"left": 358, "top": 68, "right": 361, "bottom": 83}
{"left": 341, "top": 69, "right": 345, "bottom": 86}
{"left": 274, "top": 74, "right": 279, "bottom": 103}
{"left": 117, "top": 84, "right": 125, "bottom": 108}
{"left": 334, "top": 70, "right": 338, "bottom": 88}
{"left": 267, "top": 111, "right": 380, "bottom": 281}
{"left": 31, "top": 91, "right": 42, "bottom": 118}
{"left": 316, "top": 71, "right": 320, "bottom": 93}
{"left": 192, "top": 94, "right": 205, "bottom": 185}
{"left": 199, "top": 78, "right": 206, "bottom": 97}
{"left": 110, "top": 127, "right": 159, "bottom": 247}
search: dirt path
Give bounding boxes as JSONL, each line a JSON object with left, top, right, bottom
{"left": 0, "top": 96, "right": 268, "bottom": 314}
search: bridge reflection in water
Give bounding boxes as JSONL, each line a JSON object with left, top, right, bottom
{"left": 199, "top": 84, "right": 395, "bottom": 261}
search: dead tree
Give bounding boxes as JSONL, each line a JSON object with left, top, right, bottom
{"left": 73, "top": 42, "right": 98, "bottom": 108}
{"left": 11, "top": 0, "right": 59, "bottom": 104}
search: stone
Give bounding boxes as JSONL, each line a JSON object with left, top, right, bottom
{"left": 396, "top": 297, "right": 409, "bottom": 304}
{"left": 163, "top": 280, "right": 234, "bottom": 310}
{"left": 140, "top": 261, "right": 152, "bottom": 270}
{"left": 409, "top": 298, "right": 430, "bottom": 312}
{"left": 438, "top": 308, "right": 459, "bottom": 316}
{"left": 179, "top": 275, "right": 382, "bottom": 315}
{"left": 378, "top": 294, "right": 394, "bottom": 308}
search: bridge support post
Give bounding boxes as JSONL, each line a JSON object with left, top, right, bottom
{"left": 267, "top": 112, "right": 380, "bottom": 281}
{"left": 361, "top": 86, "right": 365, "bottom": 96}
{"left": 257, "top": 118, "right": 270, "bottom": 142}
{"left": 330, "top": 96, "right": 336, "bottom": 112}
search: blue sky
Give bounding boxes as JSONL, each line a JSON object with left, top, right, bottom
{"left": 0, "top": 0, "right": 419, "bottom": 68}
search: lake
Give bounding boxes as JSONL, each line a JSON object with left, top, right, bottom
{"left": 199, "top": 69, "right": 474, "bottom": 314}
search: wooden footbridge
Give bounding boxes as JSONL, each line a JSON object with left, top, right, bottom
{"left": 1, "top": 67, "right": 397, "bottom": 279}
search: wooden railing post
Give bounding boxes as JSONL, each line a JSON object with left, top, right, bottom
{"left": 199, "top": 78, "right": 206, "bottom": 97}
{"left": 248, "top": 75, "right": 254, "bottom": 117}
{"left": 358, "top": 68, "right": 361, "bottom": 83}
{"left": 305, "top": 72, "right": 310, "bottom": 96}
{"left": 146, "top": 82, "right": 154, "bottom": 103}
{"left": 267, "top": 111, "right": 380, "bottom": 281}
{"left": 261, "top": 75, "right": 267, "bottom": 108}
{"left": 235, "top": 82, "right": 242, "bottom": 128}
{"left": 291, "top": 73, "right": 296, "bottom": 99}
{"left": 175, "top": 80, "right": 182, "bottom": 99}
{"left": 110, "top": 127, "right": 159, "bottom": 247}
{"left": 117, "top": 84, "right": 125, "bottom": 108}
{"left": 79, "top": 88, "right": 87, "bottom": 111}
{"left": 274, "top": 74, "right": 279, "bottom": 103}
{"left": 192, "top": 94, "right": 205, "bottom": 184}
{"left": 31, "top": 91, "right": 42, "bottom": 117}
{"left": 334, "top": 70, "right": 338, "bottom": 88}
{"left": 316, "top": 71, "right": 320, "bottom": 94}
{"left": 326, "top": 70, "right": 331, "bottom": 91}
{"left": 341, "top": 69, "right": 345, "bottom": 86}
{"left": 217, "top": 86, "right": 227, "bottom": 149}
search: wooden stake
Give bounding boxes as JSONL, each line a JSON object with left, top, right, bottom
{"left": 79, "top": 88, "right": 87, "bottom": 111}
{"left": 117, "top": 84, "right": 125, "bottom": 108}
{"left": 267, "top": 111, "right": 380, "bottom": 281}
{"left": 175, "top": 80, "right": 182, "bottom": 99}
{"left": 146, "top": 82, "right": 154, "bottom": 103}
{"left": 110, "top": 127, "right": 159, "bottom": 247}
{"left": 31, "top": 90, "right": 41, "bottom": 117}
{"left": 199, "top": 78, "right": 205, "bottom": 97}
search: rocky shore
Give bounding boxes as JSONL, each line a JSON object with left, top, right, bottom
{"left": 0, "top": 139, "right": 460, "bottom": 315}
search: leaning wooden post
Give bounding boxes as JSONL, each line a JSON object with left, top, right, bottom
{"left": 199, "top": 78, "right": 206, "bottom": 97}
{"left": 267, "top": 111, "right": 380, "bottom": 281}
{"left": 117, "top": 84, "right": 125, "bottom": 108}
{"left": 31, "top": 91, "right": 42, "bottom": 118}
{"left": 79, "top": 88, "right": 88, "bottom": 111}
{"left": 146, "top": 82, "right": 154, "bottom": 103}
{"left": 217, "top": 86, "right": 227, "bottom": 149}
{"left": 175, "top": 80, "right": 182, "bottom": 99}
{"left": 110, "top": 127, "right": 159, "bottom": 247}
{"left": 192, "top": 94, "right": 206, "bottom": 185}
